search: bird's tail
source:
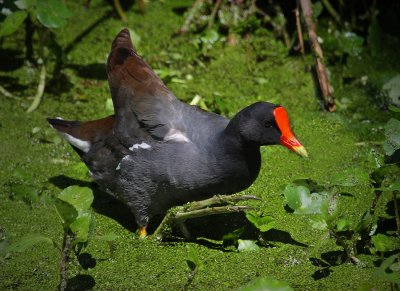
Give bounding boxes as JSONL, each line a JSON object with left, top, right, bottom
{"left": 47, "top": 115, "right": 115, "bottom": 156}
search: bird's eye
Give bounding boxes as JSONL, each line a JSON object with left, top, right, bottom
{"left": 264, "top": 121, "right": 273, "bottom": 128}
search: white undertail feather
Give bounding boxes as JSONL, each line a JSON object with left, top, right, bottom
{"left": 59, "top": 132, "right": 91, "bottom": 153}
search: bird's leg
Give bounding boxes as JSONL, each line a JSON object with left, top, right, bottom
{"left": 138, "top": 226, "right": 147, "bottom": 238}
{"left": 154, "top": 194, "right": 261, "bottom": 240}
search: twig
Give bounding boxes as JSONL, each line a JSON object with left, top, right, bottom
{"left": 0, "top": 85, "right": 15, "bottom": 98}
{"left": 26, "top": 61, "right": 46, "bottom": 113}
{"left": 393, "top": 192, "right": 400, "bottom": 237}
{"left": 58, "top": 231, "right": 73, "bottom": 291}
{"left": 299, "top": 0, "right": 336, "bottom": 112}
{"left": 114, "top": 0, "right": 127, "bottom": 22}
{"left": 321, "top": 0, "right": 341, "bottom": 26}
{"left": 294, "top": 4, "right": 304, "bottom": 54}
{"left": 208, "top": 0, "right": 223, "bottom": 30}
{"left": 179, "top": 0, "right": 205, "bottom": 34}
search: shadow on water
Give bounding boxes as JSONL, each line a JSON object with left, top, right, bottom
{"left": 66, "top": 63, "right": 107, "bottom": 80}
{"left": 49, "top": 175, "right": 308, "bottom": 249}
{"left": 66, "top": 274, "right": 95, "bottom": 291}
{"left": 49, "top": 175, "right": 136, "bottom": 232}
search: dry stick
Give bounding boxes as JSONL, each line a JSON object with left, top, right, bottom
{"left": 394, "top": 192, "right": 400, "bottom": 237}
{"left": 299, "top": 0, "right": 336, "bottom": 112}
{"left": 294, "top": 6, "right": 304, "bottom": 54}
{"left": 208, "top": 0, "right": 223, "bottom": 30}
{"left": 114, "top": 0, "right": 127, "bottom": 22}
{"left": 179, "top": 0, "right": 205, "bottom": 34}
{"left": 26, "top": 62, "right": 46, "bottom": 113}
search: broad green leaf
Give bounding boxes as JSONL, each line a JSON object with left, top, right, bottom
{"left": 10, "top": 184, "right": 39, "bottom": 204}
{"left": 313, "top": 1, "right": 323, "bottom": 18}
{"left": 0, "top": 11, "right": 28, "bottom": 37}
{"left": 310, "top": 217, "right": 328, "bottom": 230}
{"left": 14, "top": 0, "right": 36, "bottom": 10}
{"left": 376, "top": 181, "right": 400, "bottom": 192}
{"left": 383, "top": 75, "right": 400, "bottom": 107}
{"left": 383, "top": 118, "right": 400, "bottom": 156}
{"left": 374, "top": 255, "right": 400, "bottom": 284}
{"left": 284, "top": 185, "right": 327, "bottom": 214}
{"left": 55, "top": 198, "right": 78, "bottom": 228}
{"left": 340, "top": 32, "right": 364, "bottom": 56}
{"left": 240, "top": 276, "right": 294, "bottom": 291}
{"left": 335, "top": 218, "right": 349, "bottom": 231}
{"left": 330, "top": 167, "right": 370, "bottom": 187}
{"left": 246, "top": 213, "right": 275, "bottom": 232}
{"left": 371, "top": 234, "right": 400, "bottom": 252}
{"left": 58, "top": 186, "right": 93, "bottom": 214}
{"left": 70, "top": 213, "right": 92, "bottom": 243}
{"left": 237, "top": 239, "right": 259, "bottom": 252}
{"left": 36, "top": 0, "right": 72, "bottom": 28}
{"left": 3, "top": 234, "right": 55, "bottom": 254}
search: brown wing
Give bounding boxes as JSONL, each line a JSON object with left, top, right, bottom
{"left": 106, "top": 28, "right": 178, "bottom": 144}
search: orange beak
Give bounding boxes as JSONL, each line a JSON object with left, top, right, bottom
{"left": 274, "top": 107, "right": 308, "bottom": 158}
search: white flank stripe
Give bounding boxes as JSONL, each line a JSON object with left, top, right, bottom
{"left": 129, "top": 142, "right": 151, "bottom": 151}
{"left": 164, "top": 128, "right": 190, "bottom": 143}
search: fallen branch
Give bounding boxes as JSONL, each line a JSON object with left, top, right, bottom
{"left": 299, "top": 0, "right": 336, "bottom": 111}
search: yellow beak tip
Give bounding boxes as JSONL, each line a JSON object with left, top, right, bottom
{"left": 293, "top": 146, "right": 308, "bottom": 158}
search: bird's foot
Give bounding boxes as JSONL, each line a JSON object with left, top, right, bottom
{"left": 153, "top": 194, "right": 260, "bottom": 240}
{"left": 137, "top": 226, "right": 147, "bottom": 238}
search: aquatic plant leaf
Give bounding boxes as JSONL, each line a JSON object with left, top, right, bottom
{"left": 240, "top": 276, "right": 294, "bottom": 291}
{"left": 246, "top": 213, "right": 275, "bottom": 232}
{"left": 36, "top": 0, "right": 72, "bottom": 28}
{"left": 55, "top": 198, "right": 78, "bottom": 228}
{"left": 335, "top": 218, "right": 349, "bottom": 231}
{"left": 383, "top": 75, "right": 400, "bottom": 107}
{"left": 284, "top": 185, "right": 327, "bottom": 214}
{"left": 186, "top": 245, "right": 202, "bottom": 271}
{"left": 312, "top": 1, "right": 323, "bottom": 18}
{"left": 374, "top": 255, "right": 400, "bottom": 284}
{"left": 371, "top": 234, "right": 400, "bottom": 252}
{"left": 0, "top": 11, "right": 28, "bottom": 37}
{"left": 340, "top": 32, "right": 364, "bottom": 56}
{"left": 376, "top": 181, "right": 400, "bottom": 192}
{"left": 58, "top": 186, "right": 94, "bottom": 214}
{"left": 310, "top": 217, "right": 328, "bottom": 230}
{"left": 237, "top": 239, "right": 259, "bottom": 252}
{"left": 330, "top": 167, "right": 370, "bottom": 187}
{"left": 70, "top": 213, "right": 92, "bottom": 243}
{"left": 383, "top": 118, "right": 400, "bottom": 156}
{"left": 3, "top": 234, "right": 55, "bottom": 254}
{"left": 10, "top": 184, "right": 39, "bottom": 204}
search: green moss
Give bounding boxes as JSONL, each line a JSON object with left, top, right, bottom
{"left": 0, "top": 0, "right": 398, "bottom": 290}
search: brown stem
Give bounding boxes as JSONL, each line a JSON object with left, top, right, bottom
{"left": 299, "top": 0, "right": 336, "bottom": 111}
{"left": 58, "top": 230, "right": 73, "bottom": 291}
{"left": 393, "top": 192, "right": 400, "bottom": 237}
{"left": 294, "top": 4, "right": 304, "bottom": 54}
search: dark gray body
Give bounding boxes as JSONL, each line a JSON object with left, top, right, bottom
{"left": 85, "top": 101, "right": 261, "bottom": 226}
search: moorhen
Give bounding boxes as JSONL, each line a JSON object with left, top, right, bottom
{"left": 48, "top": 29, "right": 307, "bottom": 237}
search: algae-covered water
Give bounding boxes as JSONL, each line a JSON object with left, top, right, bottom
{"left": 1, "top": 1, "right": 399, "bottom": 290}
